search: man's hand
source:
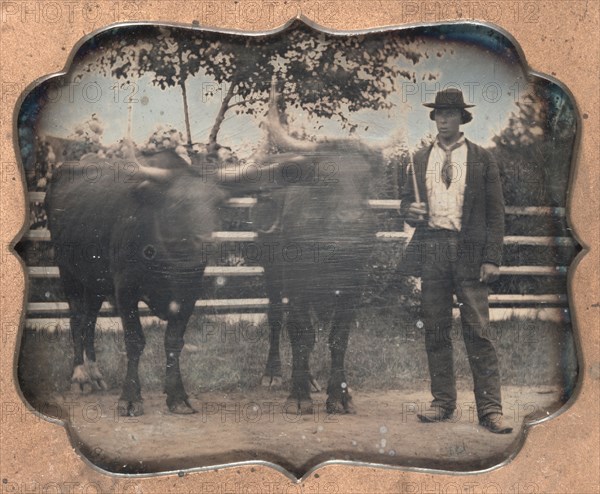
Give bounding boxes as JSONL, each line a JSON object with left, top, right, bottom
{"left": 480, "top": 263, "right": 500, "bottom": 283}
{"left": 406, "top": 202, "right": 428, "bottom": 223}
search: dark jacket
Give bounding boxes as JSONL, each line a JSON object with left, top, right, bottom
{"left": 399, "top": 139, "right": 505, "bottom": 279}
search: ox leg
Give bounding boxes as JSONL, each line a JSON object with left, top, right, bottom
{"left": 263, "top": 301, "right": 284, "bottom": 388}
{"left": 82, "top": 291, "right": 107, "bottom": 391}
{"left": 262, "top": 266, "right": 284, "bottom": 388}
{"left": 63, "top": 275, "right": 103, "bottom": 393}
{"left": 287, "top": 307, "right": 315, "bottom": 414}
{"left": 69, "top": 307, "right": 89, "bottom": 392}
{"left": 117, "top": 296, "right": 145, "bottom": 417}
{"left": 164, "top": 304, "right": 195, "bottom": 414}
{"left": 326, "top": 304, "right": 356, "bottom": 414}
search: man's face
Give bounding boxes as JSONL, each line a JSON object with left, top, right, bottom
{"left": 434, "top": 108, "right": 462, "bottom": 140}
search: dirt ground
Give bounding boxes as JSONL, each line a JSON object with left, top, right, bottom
{"left": 42, "top": 385, "right": 563, "bottom": 478}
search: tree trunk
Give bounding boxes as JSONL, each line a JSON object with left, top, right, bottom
{"left": 207, "top": 80, "right": 236, "bottom": 154}
{"left": 178, "top": 47, "right": 192, "bottom": 147}
{"left": 181, "top": 79, "right": 192, "bottom": 146}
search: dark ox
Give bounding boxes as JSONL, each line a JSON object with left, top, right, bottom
{"left": 254, "top": 100, "right": 388, "bottom": 414}
{"left": 46, "top": 149, "right": 231, "bottom": 416}
{"left": 45, "top": 110, "right": 388, "bottom": 417}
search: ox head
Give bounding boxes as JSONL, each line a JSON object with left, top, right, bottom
{"left": 281, "top": 83, "right": 384, "bottom": 186}
{"left": 228, "top": 82, "right": 389, "bottom": 211}
{"left": 127, "top": 150, "right": 227, "bottom": 266}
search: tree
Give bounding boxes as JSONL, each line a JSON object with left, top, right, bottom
{"left": 75, "top": 21, "right": 435, "bottom": 152}
{"left": 200, "top": 21, "right": 431, "bottom": 149}
{"left": 76, "top": 26, "right": 211, "bottom": 146}
{"left": 490, "top": 84, "right": 576, "bottom": 207}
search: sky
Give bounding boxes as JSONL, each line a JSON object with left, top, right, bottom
{"left": 37, "top": 37, "right": 529, "bottom": 158}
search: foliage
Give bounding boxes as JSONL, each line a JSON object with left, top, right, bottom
{"left": 70, "top": 113, "right": 105, "bottom": 143}
{"left": 139, "top": 124, "right": 191, "bottom": 164}
{"left": 77, "top": 26, "right": 211, "bottom": 145}
{"left": 75, "top": 22, "right": 436, "bottom": 149}
{"left": 490, "top": 87, "right": 576, "bottom": 207}
{"left": 193, "top": 22, "right": 433, "bottom": 146}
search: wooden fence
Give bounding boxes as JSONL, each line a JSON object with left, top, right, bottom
{"left": 22, "top": 193, "right": 573, "bottom": 328}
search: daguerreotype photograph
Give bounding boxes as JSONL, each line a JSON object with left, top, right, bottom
{"left": 14, "top": 19, "right": 580, "bottom": 476}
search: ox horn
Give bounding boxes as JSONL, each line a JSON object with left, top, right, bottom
{"left": 137, "top": 164, "right": 174, "bottom": 182}
{"left": 236, "top": 78, "right": 329, "bottom": 183}
{"left": 118, "top": 139, "right": 175, "bottom": 183}
{"left": 243, "top": 77, "right": 316, "bottom": 165}
{"left": 264, "top": 77, "right": 319, "bottom": 153}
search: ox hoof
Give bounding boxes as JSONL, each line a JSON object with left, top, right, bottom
{"left": 309, "top": 376, "right": 321, "bottom": 393}
{"left": 168, "top": 400, "right": 197, "bottom": 415}
{"left": 261, "top": 375, "right": 283, "bottom": 389}
{"left": 86, "top": 363, "right": 108, "bottom": 391}
{"left": 71, "top": 364, "right": 107, "bottom": 394}
{"left": 285, "top": 397, "right": 313, "bottom": 415}
{"left": 71, "top": 381, "right": 92, "bottom": 394}
{"left": 298, "top": 399, "right": 314, "bottom": 415}
{"left": 93, "top": 379, "right": 108, "bottom": 391}
{"left": 71, "top": 365, "right": 92, "bottom": 393}
{"left": 81, "top": 382, "right": 95, "bottom": 395}
{"left": 326, "top": 396, "right": 356, "bottom": 415}
{"left": 118, "top": 400, "right": 144, "bottom": 417}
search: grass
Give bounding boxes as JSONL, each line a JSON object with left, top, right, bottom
{"left": 18, "top": 310, "right": 578, "bottom": 409}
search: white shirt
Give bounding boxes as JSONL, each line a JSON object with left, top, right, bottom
{"left": 425, "top": 135, "right": 468, "bottom": 231}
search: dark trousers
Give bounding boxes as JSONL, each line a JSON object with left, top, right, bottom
{"left": 421, "top": 229, "right": 502, "bottom": 419}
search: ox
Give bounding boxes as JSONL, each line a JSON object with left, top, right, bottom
{"left": 46, "top": 105, "right": 388, "bottom": 417}
{"left": 46, "top": 148, "right": 237, "bottom": 416}
{"left": 255, "top": 95, "right": 388, "bottom": 414}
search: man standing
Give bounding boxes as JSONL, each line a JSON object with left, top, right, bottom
{"left": 401, "top": 88, "right": 512, "bottom": 434}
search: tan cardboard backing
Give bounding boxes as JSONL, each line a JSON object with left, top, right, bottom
{"left": 1, "top": 1, "right": 598, "bottom": 492}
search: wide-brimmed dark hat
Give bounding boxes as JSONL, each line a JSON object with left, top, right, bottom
{"left": 425, "top": 89, "right": 475, "bottom": 124}
{"left": 423, "top": 88, "right": 475, "bottom": 109}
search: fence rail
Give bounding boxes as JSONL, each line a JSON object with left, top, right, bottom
{"left": 25, "top": 306, "right": 569, "bottom": 332}
{"left": 30, "top": 192, "right": 567, "bottom": 216}
{"left": 27, "top": 299, "right": 271, "bottom": 317}
{"left": 27, "top": 265, "right": 568, "bottom": 279}
{"left": 25, "top": 293, "right": 569, "bottom": 319}
{"left": 22, "top": 228, "right": 578, "bottom": 246}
